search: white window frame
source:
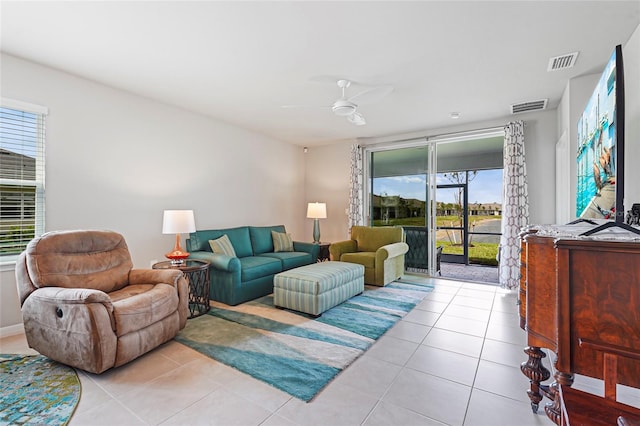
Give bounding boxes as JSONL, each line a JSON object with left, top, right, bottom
{"left": 0, "top": 98, "right": 48, "bottom": 267}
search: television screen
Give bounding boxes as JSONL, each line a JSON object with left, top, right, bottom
{"left": 576, "top": 45, "right": 624, "bottom": 222}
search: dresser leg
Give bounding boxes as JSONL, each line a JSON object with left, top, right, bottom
{"left": 545, "top": 372, "right": 574, "bottom": 425}
{"left": 521, "top": 346, "right": 551, "bottom": 412}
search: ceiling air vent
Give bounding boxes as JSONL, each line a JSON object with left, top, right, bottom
{"left": 510, "top": 99, "right": 548, "bottom": 114}
{"left": 547, "top": 52, "right": 579, "bottom": 71}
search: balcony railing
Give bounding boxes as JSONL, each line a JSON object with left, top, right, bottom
{"left": 403, "top": 226, "right": 429, "bottom": 269}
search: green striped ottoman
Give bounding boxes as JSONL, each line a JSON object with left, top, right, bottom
{"left": 273, "top": 261, "right": 365, "bottom": 316}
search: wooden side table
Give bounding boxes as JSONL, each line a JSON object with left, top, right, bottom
{"left": 316, "top": 242, "right": 331, "bottom": 262}
{"left": 152, "top": 260, "right": 210, "bottom": 318}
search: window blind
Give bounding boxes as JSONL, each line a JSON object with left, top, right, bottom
{"left": 0, "top": 99, "right": 47, "bottom": 260}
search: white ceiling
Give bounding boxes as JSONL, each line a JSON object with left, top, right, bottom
{"left": 1, "top": 1, "right": 639, "bottom": 147}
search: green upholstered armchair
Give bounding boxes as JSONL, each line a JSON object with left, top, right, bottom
{"left": 329, "top": 226, "right": 409, "bottom": 286}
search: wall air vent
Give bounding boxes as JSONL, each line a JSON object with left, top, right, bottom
{"left": 510, "top": 99, "right": 548, "bottom": 114}
{"left": 547, "top": 52, "right": 579, "bottom": 71}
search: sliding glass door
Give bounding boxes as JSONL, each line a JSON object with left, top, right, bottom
{"left": 368, "top": 143, "right": 437, "bottom": 274}
{"left": 365, "top": 129, "right": 504, "bottom": 275}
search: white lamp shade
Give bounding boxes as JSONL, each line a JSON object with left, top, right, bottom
{"left": 162, "top": 210, "right": 196, "bottom": 234}
{"left": 306, "top": 202, "right": 327, "bottom": 219}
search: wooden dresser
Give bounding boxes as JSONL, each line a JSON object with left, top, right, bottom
{"left": 519, "top": 222, "right": 640, "bottom": 425}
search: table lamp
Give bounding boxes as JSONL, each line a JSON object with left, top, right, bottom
{"left": 307, "top": 202, "right": 327, "bottom": 244}
{"left": 162, "top": 210, "right": 196, "bottom": 264}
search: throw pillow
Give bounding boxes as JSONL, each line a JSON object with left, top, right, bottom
{"left": 209, "top": 234, "right": 237, "bottom": 257}
{"left": 272, "top": 231, "right": 294, "bottom": 252}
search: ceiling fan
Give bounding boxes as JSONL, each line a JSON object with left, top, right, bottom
{"left": 283, "top": 79, "right": 393, "bottom": 126}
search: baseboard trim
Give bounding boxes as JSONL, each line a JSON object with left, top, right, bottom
{"left": 0, "top": 323, "right": 25, "bottom": 338}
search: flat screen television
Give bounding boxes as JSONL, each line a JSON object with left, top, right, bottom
{"left": 576, "top": 44, "right": 625, "bottom": 223}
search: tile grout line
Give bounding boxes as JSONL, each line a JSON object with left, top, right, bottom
{"left": 460, "top": 285, "right": 496, "bottom": 426}
{"left": 359, "top": 279, "right": 459, "bottom": 426}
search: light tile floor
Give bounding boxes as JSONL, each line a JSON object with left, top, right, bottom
{"left": 3, "top": 274, "right": 626, "bottom": 426}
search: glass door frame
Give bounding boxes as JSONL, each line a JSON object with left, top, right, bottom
{"left": 436, "top": 182, "right": 469, "bottom": 264}
{"left": 364, "top": 138, "right": 438, "bottom": 275}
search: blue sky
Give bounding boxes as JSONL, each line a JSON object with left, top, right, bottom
{"left": 373, "top": 169, "right": 503, "bottom": 204}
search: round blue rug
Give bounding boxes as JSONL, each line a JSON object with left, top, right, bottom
{"left": 0, "top": 354, "right": 81, "bottom": 425}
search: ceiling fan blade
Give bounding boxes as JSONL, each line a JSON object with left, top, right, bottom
{"left": 347, "top": 112, "right": 366, "bottom": 126}
{"left": 347, "top": 85, "right": 394, "bottom": 105}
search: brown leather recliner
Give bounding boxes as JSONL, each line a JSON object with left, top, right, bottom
{"left": 15, "top": 230, "right": 189, "bottom": 374}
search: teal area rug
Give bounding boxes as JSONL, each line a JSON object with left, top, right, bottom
{"left": 0, "top": 354, "right": 81, "bottom": 425}
{"left": 176, "top": 278, "right": 434, "bottom": 401}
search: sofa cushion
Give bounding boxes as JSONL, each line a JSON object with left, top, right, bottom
{"left": 250, "top": 225, "right": 286, "bottom": 255}
{"left": 239, "top": 256, "right": 283, "bottom": 282}
{"left": 341, "top": 251, "right": 376, "bottom": 269}
{"left": 272, "top": 231, "right": 293, "bottom": 252}
{"left": 110, "top": 283, "right": 179, "bottom": 337}
{"left": 259, "top": 252, "right": 312, "bottom": 270}
{"left": 189, "top": 227, "right": 253, "bottom": 258}
{"left": 209, "top": 235, "right": 237, "bottom": 257}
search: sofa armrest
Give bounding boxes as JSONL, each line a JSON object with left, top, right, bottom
{"left": 376, "top": 242, "right": 409, "bottom": 262}
{"left": 293, "top": 241, "right": 320, "bottom": 262}
{"left": 329, "top": 240, "right": 358, "bottom": 261}
{"left": 189, "top": 251, "right": 240, "bottom": 273}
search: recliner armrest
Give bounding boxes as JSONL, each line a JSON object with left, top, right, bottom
{"left": 188, "top": 251, "right": 240, "bottom": 272}
{"left": 329, "top": 240, "right": 358, "bottom": 260}
{"left": 376, "top": 242, "right": 409, "bottom": 261}
{"left": 27, "top": 286, "right": 112, "bottom": 306}
{"left": 129, "top": 268, "right": 188, "bottom": 327}
{"left": 129, "top": 269, "right": 183, "bottom": 287}
{"left": 21, "top": 286, "right": 118, "bottom": 373}
{"left": 24, "top": 287, "right": 115, "bottom": 330}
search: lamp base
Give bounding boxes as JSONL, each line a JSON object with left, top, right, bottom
{"left": 165, "top": 252, "right": 189, "bottom": 265}
{"left": 165, "top": 233, "right": 189, "bottom": 265}
{"left": 312, "top": 218, "right": 321, "bottom": 244}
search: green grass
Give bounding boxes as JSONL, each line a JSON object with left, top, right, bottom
{"left": 438, "top": 241, "right": 499, "bottom": 266}
{"left": 372, "top": 217, "right": 426, "bottom": 226}
{"left": 370, "top": 216, "right": 501, "bottom": 266}
{"left": 373, "top": 215, "right": 501, "bottom": 228}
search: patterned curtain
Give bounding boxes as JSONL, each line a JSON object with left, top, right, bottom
{"left": 348, "top": 144, "right": 364, "bottom": 232}
{"left": 499, "top": 121, "right": 529, "bottom": 290}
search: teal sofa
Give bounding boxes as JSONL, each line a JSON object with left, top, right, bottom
{"left": 186, "top": 225, "right": 319, "bottom": 306}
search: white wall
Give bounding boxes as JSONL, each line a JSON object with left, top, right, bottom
{"left": 624, "top": 24, "right": 640, "bottom": 208}
{"left": 556, "top": 23, "right": 640, "bottom": 220}
{"left": 0, "top": 54, "right": 305, "bottom": 330}
{"left": 555, "top": 130, "right": 570, "bottom": 223}
{"left": 304, "top": 109, "right": 558, "bottom": 244}
{"left": 304, "top": 142, "right": 354, "bottom": 242}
